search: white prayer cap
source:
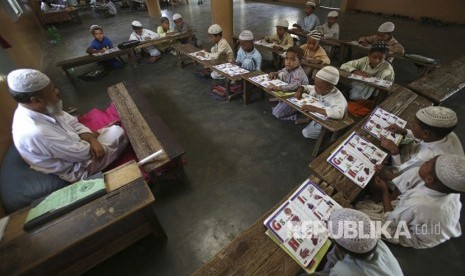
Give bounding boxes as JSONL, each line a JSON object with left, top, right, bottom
{"left": 416, "top": 106, "right": 457, "bottom": 128}
{"left": 306, "top": 1, "right": 316, "bottom": 7}
{"left": 316, "top": 66, "right": 339, "bottom": 85}
{"left": 276, "top": 19, "right": 289, "bottom": 28}
{"left": 173, "top": 13, "right": 182, "bottom": 20}
{"left": 208, "top": 24, "right": 222, "bottom": 34}
{"left": 436, "top": 154, "right": 465, "bottom": 192}
{"left": 90, "top": 24, "right": 102, "bottom": 32}
{"left": 328, "top": 11, "right": 338, "bottom": 17}
{"left": 378, "top": 21, "right": 395, "bottom": 33}
{"left": 329, "top": 208, "right": 378, "bottom": 254}
{"left": 307, "top": 30, "right": 323, "bottom": 40}
{"left": 7, "top": 69, "right": 50, "bottom": 93}
{"left": 131, "top": 20, "right": 142, "bottom": 27}
{"left": 239, "top": 30, "right": 254, "bottom": 41}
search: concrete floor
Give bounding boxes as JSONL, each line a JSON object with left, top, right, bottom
{"left": 37, "top": 1, "right": 465, "bottom": 275}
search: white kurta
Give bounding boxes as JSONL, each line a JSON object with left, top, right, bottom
{"left": 129, "top": 29, "right": 161, "bottom": 57}
{"left": 322, "top": 241, "right": 403, "bottom": 276}
{"left": 316, "top": 23, "right": 340, "bottom": 53}
{"left": 12, "top": 105, "right": 128, "bottom": 183}
{"left": 392, "top": 130, "right": 464, "bottom": 173}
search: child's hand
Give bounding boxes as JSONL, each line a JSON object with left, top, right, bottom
{"left": 197, "top": 51, "right": 206, "bottom": 57}
{"left": 385, "top": 124, "right": 406, "bottom": 135}
{"left": 273, "top": 45, "right": 283, "bottom": 51}
{"left": 353, "top": 70, "right": 370, "bottom": 78}
{"left": 358, "top": 41, "right": 368, "bottom": 46}
{"left": 268, "top": 72, "right": 278, "bottom": 80}
{"left": 371, "top": 176, "right": 389, "bottom": 194}
{"left": 301, "top": 105, "right": 316, "bottom": 112}
{"left": 292, "top": 23, "right": 301, "bottom": 29}
{"left": 380, "top": 136, "right": 400, "bottom": 155}
{"left": 295, "top": 86, "right": 305, "bottom": 99}
{"left": 99, "top": 48, "right": 107, "bottom": 53}
{"left": 268, "top": 84, "right": 279, "bottom": 91}
{"left": 306, "top": 57, "right": 322, "bottom": 64}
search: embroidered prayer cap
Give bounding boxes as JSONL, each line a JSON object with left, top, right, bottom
{"left": 306, "top": 1, "right": 316, "bottom": 7}
{"left": 329, "top": 208, "right": 378, "bottom": 254}
{"left": 7, "top": 69, "right": 50, "bottom": 93}
{"left": 173, "top": 13, "right": 182, "bottom": 20}
{"left": 316, "top": 66, "right": 340, "bottom": 85}
{"left": 131, "top": 21, "right": 142, "bottom": 27}
{"left": 378, "top": 21, "right": 395, "bottom": 33}
{"left": 328, "top": 11, "right": 339, "bottom": 17}
{"left": 371, "top": 41, "right": 389, "bottom": 53}
{"left": 307, "top": 30, "right": 323, "bottom": 41}
{"left": 208, "top": 24, "right": 222, "bottom": 35}
{"left": 436, "top": 154, "right": 465, "bottom": 192}
{"left": 89, "top": 24, "right": 102, "bottom": 32}
{"left": 239, "top": 30, "right": 254, "bottom": 41}
{"left": 276, "top": 19, "right": 289, "bottom": 28}
{"left": 416, "top": 106, "right": 457, "bottom": 128}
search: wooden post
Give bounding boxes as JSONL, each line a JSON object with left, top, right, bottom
{"left": 145, "top": 0, "right": 162, "bottom": 18}
{"left": 211, "top": 0, "right": 233, "bottom": 44}
{"left": 340, "top": 0, "right": 355, "bottom": 12}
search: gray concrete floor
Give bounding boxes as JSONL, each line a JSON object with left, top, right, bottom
{"left": 37, "top": 1, "right": 465, "bottom": 275}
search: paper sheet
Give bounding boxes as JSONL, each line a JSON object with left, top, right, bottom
{"left": 212, "top": 63, "right": 249, "bottom": 76}
{"left": 249, "top": 73, "right": 288, "bottom": 88}
{"left": 189, "top": 50, "right": 215, "bottom": 61}
{"left": 362, "top": 107, "right": 407, "bottom": 144}
{"left": 287, "top": 94, "right": 328, "bottom": 120}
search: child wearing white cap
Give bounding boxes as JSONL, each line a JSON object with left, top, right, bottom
{"left": 129, "top": 21, "right": 161, "bottom": 63}
{"left": 300, "top": 30, "right": 330, "bottom": 65}
{"left": 264, "top": 19, "right": 294, "bottom": 51}
{"left": 235, "top": 30, "right": 262, "bottom": 71}
{"left": 356, "top": 154, "right": 465, "bottom": 248}
{"left": 293, "top": 1, "right": 320, "bottom": 45}
{"left": 198, "top": 24, "right": 234, "bottom": 79}
{"left": 318, "top": 208, "right": 403, "bottom": 275}
{"left": 172, "top": 13, "right": 200, "bottom": 47}
{"left": 316, "top": 11, "right": 340, "bottom": 53}
{"left": 358, "top": 21, "right": 405, "bottom": 56}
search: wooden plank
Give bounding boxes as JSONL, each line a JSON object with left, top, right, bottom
{"left": 407, "top": 55, "right": 465, "bottom": 103}
{"left": 56, "top": 48, "right": 133, "bottom": 69}
{"left": 108, "top": 82, "right": 170, "bottom": 172}
{"left": 134, "top": 31, "right": 192, "bottom": 50}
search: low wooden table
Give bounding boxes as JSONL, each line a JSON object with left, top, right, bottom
{"left": 192, "top": 174, "right": 351, "bottom": 276}
{"left": 309, "top": 85, "right": 433, "bottom": 203}
{"left": 134, "top": 31, "right": 192, "bottom": 51}
{"left": 407, "top": 55, "right": 465, "bottom": 104}
{"left": 108, "top": 82, "right": 185, "bottom": 174}
{"left": 243, "top": 71, "right": 354, "bottom": 157}
{"left": 0, "top": 169, "right": 166, "bottom": 275}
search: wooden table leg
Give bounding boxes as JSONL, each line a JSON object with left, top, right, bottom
{"left": 225, "top": 78, "right": 231, "bottom": 102}
{"left": 63, "top": 67, "right": 75, "bottom": 85}
{"left": 312, "top": 128, "right": 328, "bottom": 157}
{"left": 243, "top": 79, "right": 249, "bottom": 104}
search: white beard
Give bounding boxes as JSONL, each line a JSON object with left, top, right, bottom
{"left": 46, "top": 99, "right": 63, "bottom": 115}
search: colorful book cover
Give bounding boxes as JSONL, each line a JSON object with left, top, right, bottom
{"left": 189, "top": 50, "right": 215, "bottom": 61}
{"left": 263, "top": 180, "right": 341, "bottom": 268}
{"left": 327, "top": 132, "right": 387, "bottom": 188}
{"left": 249, "top": 73, "right": 288, "bottom": 88}
{"left": 362, "top": 107, "right": 407, "bottom": 145}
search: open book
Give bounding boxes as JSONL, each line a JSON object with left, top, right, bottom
{"left": 93, "top": 47, "right": 120, "bottom": 56}
{"left": 212, "top": 63, "right": 249, "bottom": 77}
{"left": 255, "top": 40, "right": 277, "bottom": 48}
{"left": 362, "top": 107, "right": 407, "bottom": 145}
{"left": 249, "top": 73, "right": 288, "bottom": 88}
{"left": 264, "top": 180, "right": 341, "bottom": 272}
{"left": 189, "top": 50, "right": 215, "bottom": 61}
{"left": 287, "top": 94, "right": 327, "bottom": 120}
{"left": 348, "top": 74, "right": 393, "bottom": 88}
{"left": 327, "top": 132, "right": 387, "bottom": 188}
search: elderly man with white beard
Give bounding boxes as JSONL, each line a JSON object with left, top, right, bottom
{"left": 7, "top": 69, "right": 128, "bottom": 183}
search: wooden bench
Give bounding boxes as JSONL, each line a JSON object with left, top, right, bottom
{"left": 0, "top": 164, "right": 166, "bottom": 275}
{"left": 56, "top": 49, "right": 137, "bottom": 84}
{"left": 192, "top": 174, "right": 351, "bottom": 276}
{"left": 108, "top": 82, "right": 185, "bottom": 174}
{"left": 134, "top": 31, "right": 193, "bottom": 51}
{"left": 243, "top": 70, "right": 355, "bottom": 157}
{"left": 309, "top": 85, "right": 433, "bottom": 203}
{"left": 407, "top": 55, "right": 465, "bottom": 104}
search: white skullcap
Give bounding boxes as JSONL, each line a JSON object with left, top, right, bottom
{"left": 90, "top": 24, "right": 102, "bottom": 32}
{"left": 239, "top": 30, "right": 254, "bottom": 41}
{"left": 131, "top": 20, "right": 142, "bottom": 27}
{"left": 306, "top": 1, "right": 316, "bottom": 7}
{"left": 276, "top": 19, "right": 289, "bottom": 28}
{"left": 378, "top": 21, "right": 395, "bottom": 33}
{"left": 316, "top": 66, "right": 340, "bottom": 85}
{"left": 7, "top": 69, "right": 50, "bottom": 93}
{"left": 208, "top": 24, "right": 222, "bottom": 34}
{"left": 328, "top": 11, "right": 338, "bottom": 17}
{"left": 436, "top": 155, "right": 465, "bottom": 192}
{"left": 307, "top": 30, "right": 323, "bottom": 40}
{"left": 173, "top": 13, "right": 182, "bottom": 20}
{"left": 329, "top": 208, "right": 378, "bottom": 254}
{"left": 416, "top": 106, "right": 457, "bottom": 128}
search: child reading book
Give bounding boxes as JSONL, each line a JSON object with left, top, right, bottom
{"left": 86, "top": 25, "right": 122, "bottom": 69}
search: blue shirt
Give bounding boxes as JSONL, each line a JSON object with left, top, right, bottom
{"left": 89, "top": 36, "right": 113, "bottom": 51}
{"left": 236, "top": 47, "right": 262, "bottom": 71}
{"left": 297, "top": 13, "right": 320, "bottom": 32}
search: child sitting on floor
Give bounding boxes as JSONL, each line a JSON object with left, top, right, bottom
{"left": 157, "top": 16, "right": 176, "bottom": 53}
{"left": 235, "top": 30, "right": 262, "bottom": 71}
{"left": 293, "top": 1, "right": 320, "bottom": 45}
{"left": 264, "top": 19, "right": 294, "bottom": 68}
{"left": 172, "top": 13, "right": 200, "bottom": 47}
{"left": 358, "top": 22, "right": 405, "bottom": 56}
{"left": 377, "top": 106, "right": 463, "bottom": 177}
{"left": 300, "top": 30, "right": 330, "bottom": 65}
{"left": 86, "top": 25, "right": 122, "bottom": 69}
{"left": 129, "top": 20, "right": 161, "bottom": 63}
{"left": 316, "top": 11, "right": 340, "bottom": 53}
{"left": 340, "top": 41, "right": 394, "bottom": 117}
{"left": 269, "top": 46, "right": 309, "bottom": 119}
{"left": 356, "top": 154, "right": 465, "bottom": 249}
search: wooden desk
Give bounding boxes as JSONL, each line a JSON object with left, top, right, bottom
{"left": 134, "top": 31, "right": 192, "bottom": 51}
{"left": 309, "top": 86, "right": 433, "bottom": 203}
{"left": 243, "top": 71, "right": 354, "bottom": 157}
{"left": 56, "top": 49, "right": 137, "bottom": 84}
{"left": 0, "top": 176, "right": 166, "bottom": 275}
{"left": 108, "top": 82, "right": 185, "bottom": 173}
{"left": 407, "top": 55, "right": 465, "bottom": 104}
{"left": 192, "top": 174, "right": 351, "bottom": 276}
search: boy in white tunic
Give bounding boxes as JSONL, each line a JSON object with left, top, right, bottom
{"left": 198, "top": 24, "right": 234, "bottom": 79}
{"left": 129, "top": 21, "right": 161, "bottom": 63}
{"left": 235, "top": 30, "right": 262, "bottom": 71}
{"left": 356, "top": 154, "right": 464, "bottom": 249}
{"left": 315, "top": 208, "right": 403, "bottom": 276}
{"left": 316, "top": 11, "right": 340, "bottom": 54}
{"left": 358, "top": 22, "right": 405, "bottom": 57}
{"left": 8, "top": 69, "right": 128, "bottom": 183}
{"left": 293, "top": 1, "right": 320, "bottom": 45}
